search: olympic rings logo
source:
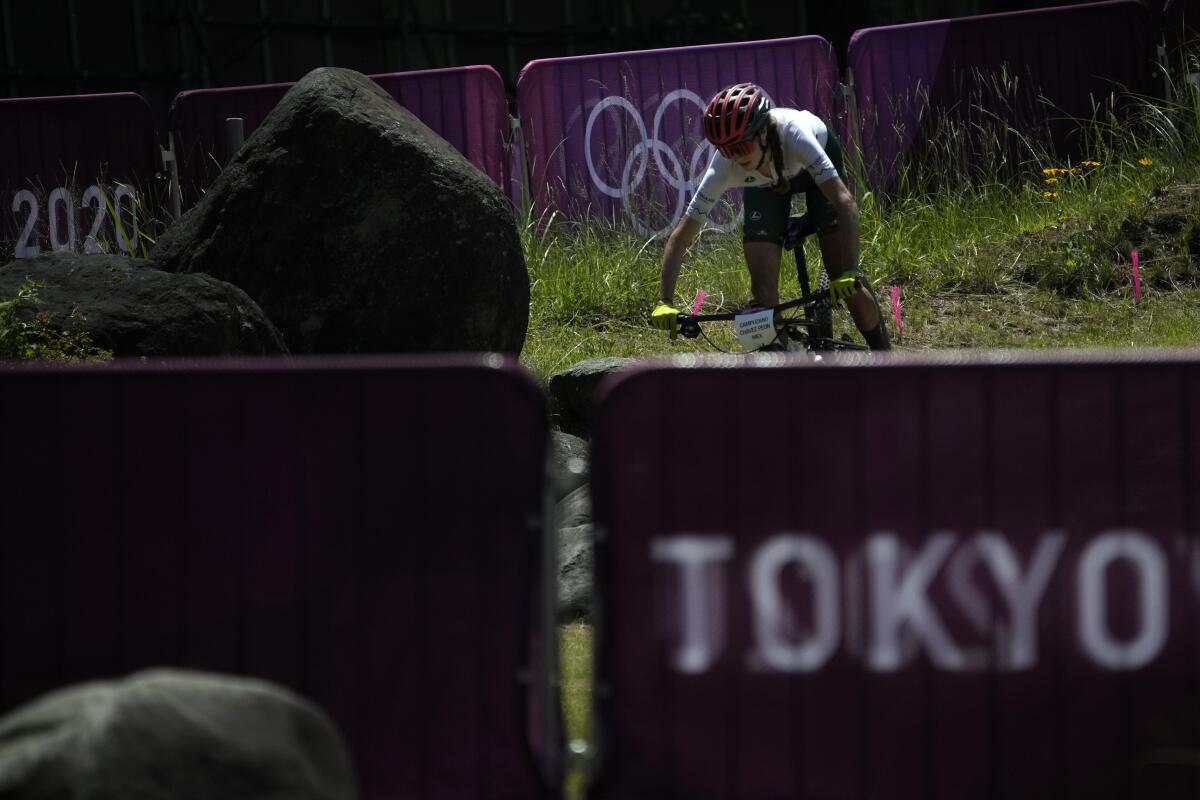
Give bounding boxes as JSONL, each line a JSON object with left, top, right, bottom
{"left": 582, "top": 89, "right": 743, "bottom": 239}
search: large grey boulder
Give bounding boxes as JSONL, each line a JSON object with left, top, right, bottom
{"left": 0, "top": 252, "right": 287, "bottom": 356}
{"left": 0, "top": 669, "right": 358, "bottom": 800}
{"left": 152, "top": 67, "right": 528, "bottom": 355}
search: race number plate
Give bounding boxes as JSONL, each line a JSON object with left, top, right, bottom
{"left": 734, "top": 308, "right": 774, "bottom": 351}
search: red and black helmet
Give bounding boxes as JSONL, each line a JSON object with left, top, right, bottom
{"left": 703, "top": 83, "right": 773, "bottom": 157}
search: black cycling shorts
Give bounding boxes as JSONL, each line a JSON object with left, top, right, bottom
{"left": 742, "top": 129, "right": 845, "bottom": 246}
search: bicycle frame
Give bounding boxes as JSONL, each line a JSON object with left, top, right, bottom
{"left": 677, "top": 295, "right": 823, "bottom": 333}
{"left": 676, "top": 291, "right": 865, "bottom": 353}
{"left": 673, "top": 213, "right": 867, "bottom": 353}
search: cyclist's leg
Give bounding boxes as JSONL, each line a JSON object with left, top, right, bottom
{"left": 808, "top": 133, "right": 891, "bottom": 350}
{"left": 742, "top": 187, "right": 790, "bottom": 307}
{"left": 814, "top": 217, "right": 879, "bottom": 324}
{"left": 817, "top": 224, "right": 890, "bottom": 349}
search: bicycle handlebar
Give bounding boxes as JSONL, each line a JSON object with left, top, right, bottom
{"left": 676, "top": 278, "right": 859, "bottom": 326}
{"left": 676, "top": 295, "right": 815, "bottom": 326}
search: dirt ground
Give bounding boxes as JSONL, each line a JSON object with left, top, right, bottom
{"left": 896, "top": 184, "right": 1200, "bottom": 348}
{"left": 1123, "top": 183, "right": 1200, "bottom": 270}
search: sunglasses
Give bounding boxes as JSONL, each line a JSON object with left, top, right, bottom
{"left": 717, "top": 139, "right": 756, "bottom": 159}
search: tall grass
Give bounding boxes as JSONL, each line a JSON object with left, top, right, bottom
{"left": 521, "top": 204, "right": 755, "bottom": 376}
{"left": 862, "top": 63, "right": 1056, "bottom": 196}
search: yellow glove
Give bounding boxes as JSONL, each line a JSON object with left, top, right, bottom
{"left": 650, "top": 302, "right": 680, "bottom": 338}
{"left": 830, "top": 272, "right": 859, "bottom": 304}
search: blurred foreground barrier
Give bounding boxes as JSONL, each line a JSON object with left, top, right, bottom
{"left": 0, "top": 92, "right": 160, "bottom": 263}
{"left": 848, "top": 0, "right": 1154, "bottom": 193}
{"left": 516, "top": 36, "right": 839, "bottom": 238}
{"left": 169, "top": 66, "right": 513, "bottom": 205}
{"left": 0, "top": 356, "right": 560, "bottom": 800}
{"left": 590, "top": 351, "right": 1200, "bottom": 800}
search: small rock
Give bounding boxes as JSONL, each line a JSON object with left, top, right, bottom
{"left": 548, "top": 356, "right": 639, "bottom": 436}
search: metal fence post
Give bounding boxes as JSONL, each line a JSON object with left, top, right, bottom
{"left": 841, "top": 71, "right": 866, "bottom": 204}
{"left": 161, "top": 133, "right": 183, "bottom": 220}
{"left": 510, "top": 113, "right": 532, "bottom": 220}
{"left": 1158, "top": 40, "right": 1174, "bottom": 101}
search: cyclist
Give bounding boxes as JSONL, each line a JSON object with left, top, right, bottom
{"left": 650, "top": 82, "right": 891, "bottom": 351}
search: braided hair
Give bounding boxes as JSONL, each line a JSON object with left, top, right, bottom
{"left": 764, "top": 120, "right": 791, "bottom": 193}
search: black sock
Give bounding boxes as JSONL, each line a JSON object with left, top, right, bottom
{"left": 863, "top": 320, "right": 892, "bottom": 351}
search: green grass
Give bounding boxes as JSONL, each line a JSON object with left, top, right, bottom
{"left": 520, "top": 154, "right": 1200, "bottom": 383}
{"left": 561, "top": 623, "right": 593, "bottom": 742}
{"left": 561, "top": 623, "right": 592, "bottom": 800}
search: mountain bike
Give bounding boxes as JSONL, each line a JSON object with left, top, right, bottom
{"left": 676, "top": 213, "right": 869, "bottom": 354}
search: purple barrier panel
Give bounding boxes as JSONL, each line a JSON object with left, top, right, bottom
{"left": 589, "top": 352, "right": 1200, "bottom": 800}
{"left": 0, "top": 356, "right": 558, "bottom": 800}
{"left": 168, "top": 81, "right": 291, "bottom": 203}
{"left": 848, "top": 0, "right": 1154, "bottom": 193}
{"left": 170, "top": 66, "right": 512, "bottom": 205}
{"left": 372, "top": 66, "right": 513, "bottom": 201}
{"left": 0, "top": 92, "right": 159, "bottom": 263}
{"left": 516, "top": 36, "right": 839, "bottom": 238}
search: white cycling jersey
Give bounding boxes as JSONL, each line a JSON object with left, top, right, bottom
{"left": 683, "top": 107, "right": 838, "bottom": 222}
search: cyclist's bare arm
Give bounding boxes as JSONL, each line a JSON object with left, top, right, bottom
{"left": 659, "top": 215, "right": 703, "bottom": 305}
{"left": 817, "top": 176, "right": 860, "bottom": 275}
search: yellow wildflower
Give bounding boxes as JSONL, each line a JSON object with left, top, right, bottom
{"left": 1138, "top": 157, "right": 1153, "bottom": 166}
{"left": 1044, "top": 177, "right": 1058, "bottom": 185}
{"left": 1082, "top": 160, "right": 1101, "bottom": 168}
{"left": 1042, "top": 167, "right": 1065, "bottom": 176}
{"left": 1069, "top": 167, "right": 1082, "bottom": 174}
{"left": 1044, "top": 191, "right": 1058, "bottom": 198}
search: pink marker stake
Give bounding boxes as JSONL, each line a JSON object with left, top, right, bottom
{"left": 889, "top": 285, "right": 904, "bottom": 338}
{"left": 691, "top": 289, "right": 707, "bottom": 315}
{"left": 1131, "top": 250, "right": 1142, "bottom": 303}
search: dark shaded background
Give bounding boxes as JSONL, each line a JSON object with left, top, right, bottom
{"left": 0, "top": 0, "right": 1117, "bottom": 130}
